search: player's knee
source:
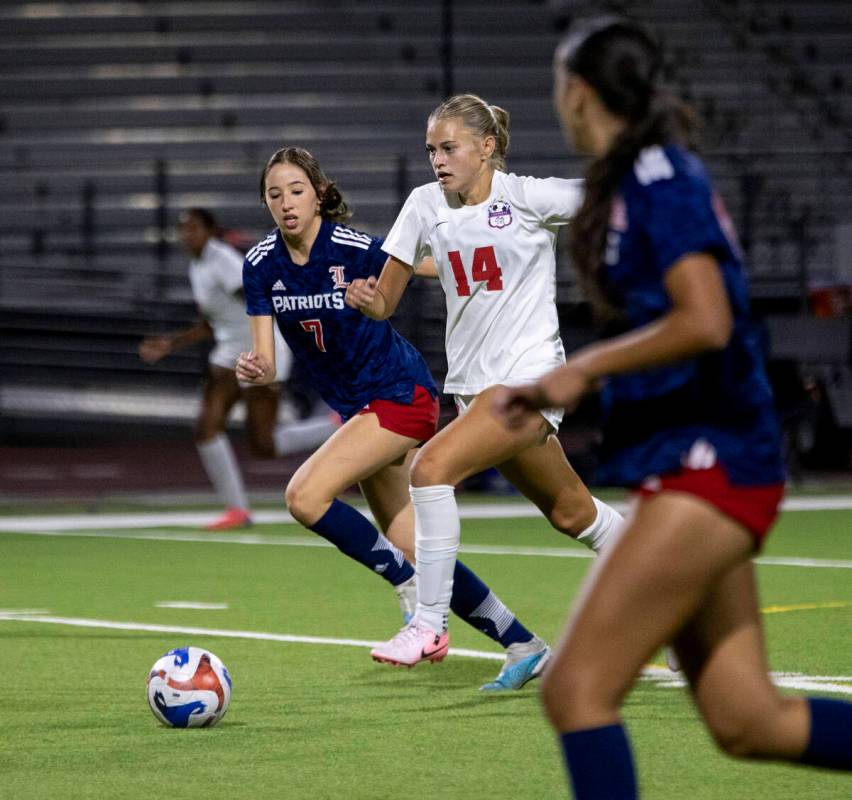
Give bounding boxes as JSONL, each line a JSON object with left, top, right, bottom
{"left": 540, "top": 663, "right": 603, "bottom": 730}
{"left": 284, "top": 478, "right": 324, "bottom": 526}
{"left": 705, "top": 704, "right": 780, "bottom": 759}
{"left": 707, "top": 717, "right": 760, "bottom": 759}
{"left": 409, "top": 447, "right": 451, "bottom": 487}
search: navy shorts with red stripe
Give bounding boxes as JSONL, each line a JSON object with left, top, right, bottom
{"left": 356, "top": 384, "right": 439, "bottom": 443}
{"left": 637, "top": 463, "right": 785, "bottom": 547}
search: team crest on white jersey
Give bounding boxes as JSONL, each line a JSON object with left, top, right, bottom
{"left": 328, "top": 265, "right": 349, "bottom": 289}
{"left": 487, "top": 199, "right": 513, "bottom": 229}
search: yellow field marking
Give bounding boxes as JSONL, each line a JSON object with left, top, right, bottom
{"left": 761, "top": 601, "right": 851, "bottom": 615}
{"left": 647, "top": 601, "right": 851, "bottom": 670}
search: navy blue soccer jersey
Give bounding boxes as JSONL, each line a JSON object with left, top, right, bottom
{"left": 242, "top": 220, "right": 437, "bottom": 419}
{"left": 596, "top": 145, "right": 785, "bottom": 488}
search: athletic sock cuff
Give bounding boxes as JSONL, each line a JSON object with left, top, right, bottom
{"left": 576, "top": 497, "right": 622, "bottom": 552}
{"left": 409, "top": 484, "right": 455, "bottom": 503}
{"left": 802, "top": 696, "right": 852, "bottom": 769}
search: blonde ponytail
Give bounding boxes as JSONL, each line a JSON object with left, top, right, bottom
{"left": 428, "top": 93, "right": 510, "bottom": 171}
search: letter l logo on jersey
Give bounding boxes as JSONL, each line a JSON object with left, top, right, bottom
{"left": 329, "top": 266, "right": 349, "bottom": 289}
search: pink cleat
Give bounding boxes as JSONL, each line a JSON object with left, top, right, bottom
{"left": 203, "top": 507, "right": 252, "bottom": 531}
{"left": 371, "top": 622, "right": 450, "bottom": 667}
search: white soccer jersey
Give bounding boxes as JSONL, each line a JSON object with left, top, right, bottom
{"left": 189, "top": 237, "right": 291, "bottom": 378}
{"left": 382, "top": 171, "right": 583, "bottom": 394}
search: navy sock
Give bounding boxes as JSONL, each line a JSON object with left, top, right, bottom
{"left": 450, "top": 560, "right": 533, "bottom": 647}
{"left": 801, "top": 697, "right": 852, "bottom": 770}
{"left": 309, "top": 499, "right": 414, "bottom": 587}
{"left": 560, "top": 724, "right": 637, "bottom": 799}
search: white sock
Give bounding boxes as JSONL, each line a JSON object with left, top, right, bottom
{"left": 272, "top": 416, "right": 338, "bottom": 456}
{"left": 196, "top": 434, "right": 248, "bottom": 510}
{"left": 575, "top": 496, "right": 624, "bottom": 553}
{"left": 410, "top": 484, "right": 458, "bottom": 633}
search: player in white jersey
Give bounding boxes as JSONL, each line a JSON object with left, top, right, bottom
{"left": 140, "top": 208, "right": 334, "bottom": 530}
{"left": 382, "top": 170, "right": 577, "bottom": 396}
{"left": 346, "top": 94, "right": 624, "bottom": 669}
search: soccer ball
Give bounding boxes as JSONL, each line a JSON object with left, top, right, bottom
{"left": 146, "top": 646, "right": 232, "bottom": 728}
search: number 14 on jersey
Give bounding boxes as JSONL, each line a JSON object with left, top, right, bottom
{"left": 448, "top": 246, "right": 504, "bottom": 296}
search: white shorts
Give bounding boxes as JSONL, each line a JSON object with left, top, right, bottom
{"left": 210, "top": 329, "right": 293, "bottom": 385}
{"left": 209, "top": 342, "right": 244, "bottom": 372}
{"left": 454, "top": 386, "right": 563, "bottom": 433}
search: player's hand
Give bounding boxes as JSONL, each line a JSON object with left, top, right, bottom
{"left": 139, "top": 336, "right": 172, "bottom": 364}
{"left": 491, "top": 384, "right": 550, "bottom": 429}
{"left": 542, "top": 362, "right": 600, "bottom": 411}
{"left": 345, "top": 276, "right": 379, "bottom": 313}
{"left": 236, "top": 351, "right": 274, "bottom": 385}
{"left": 492, "top": 364, "right": 599, "bottom": 428}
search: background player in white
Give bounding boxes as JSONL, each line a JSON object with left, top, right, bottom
{"left": 346, "top": 94, "right": 623, "bottom": 667}
{"left": 139, "top": 207, "right": 333, "bottom": 530}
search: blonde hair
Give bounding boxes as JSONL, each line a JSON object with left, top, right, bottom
{"left": 427, "top": 93, "right": 510, "bottom": 171}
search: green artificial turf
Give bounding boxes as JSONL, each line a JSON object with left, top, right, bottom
{"left": 0, "top": 504, "right": 849, "bottom": 799}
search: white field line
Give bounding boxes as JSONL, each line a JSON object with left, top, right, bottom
{"left": 2, "top": 525, "right": 851, "bottom": 569}
{"left": 0, "top": 611, "right": 503, "bottom": 659}
{"left": 0, "top": 504, "right": 546, "bottom": 532}
{"left": 156, "top": 601, "right": 229, "bottom": 610}
{"left": 2, "top": 495, "right": 852, "bottom": 534}
{"left": 0, "top": 611, "right": 849, "bottom": 696}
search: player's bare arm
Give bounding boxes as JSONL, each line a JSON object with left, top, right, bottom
{"left": 345, "top": 256, "right": 414, "bottom": 319}
{"left": 236, "top": 315, "right": 277, "bottom": 384}
{"left": 565, "top": 252, "right": 733, "bottom": 379}
{"left": 509, "top": 253, "right": 731, "bottom": 407}
{"left": 414, "top": 256, "right": 439, "bottom": 279}
{"left": 494, "top": 253, "right": 733, "bottom": 426}
{"left": 138, "top": 318, "right": 213, "bottom": 364}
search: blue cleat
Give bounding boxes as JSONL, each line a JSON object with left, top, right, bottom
{"left": 480, "top": 638, "right": 551, "bottom": 692}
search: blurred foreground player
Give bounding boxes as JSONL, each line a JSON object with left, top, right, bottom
{"left": 494, "top": 17, "right": 852, "bottom": 797}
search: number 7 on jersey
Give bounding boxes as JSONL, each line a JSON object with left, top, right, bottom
{"left": 447, "top": 246, "right": 504, "bottom": 296}
{"left": 300, "top": 319, "right": 326, "bottom": 352}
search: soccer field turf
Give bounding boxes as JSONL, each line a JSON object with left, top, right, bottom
{"left": 0, "top": 500, "right": 849, "bottom": 799}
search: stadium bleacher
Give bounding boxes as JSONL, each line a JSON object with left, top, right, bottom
{"left": 0, "top": 0, "right": 849, "bottom": 436}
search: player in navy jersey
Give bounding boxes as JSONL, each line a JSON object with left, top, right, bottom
{"left": 237, "top": 146, "right": 551, "bottom": 690}
{"left": 494, "top": 18, "right": 852, "bottom": 797}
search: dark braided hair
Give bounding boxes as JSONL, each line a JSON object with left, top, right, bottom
{"left": 259, "top": 146, "right": 351, "bottom": 222}
{"left": 559, "top": 17, "right": 697, "bottom": 320}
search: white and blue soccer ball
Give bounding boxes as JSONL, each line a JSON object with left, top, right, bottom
{"left": 146, "top": 646, "right": 232, "bottom": 728}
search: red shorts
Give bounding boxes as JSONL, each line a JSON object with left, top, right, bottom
{"left": 637, "top": 463, "right": 785, "bottom": 546}
{"left": 356, "top": 385, "right": 439, "bottom": 443}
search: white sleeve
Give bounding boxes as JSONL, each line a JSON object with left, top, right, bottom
{"left": 381, "top": 189, "right": 431, "bottom": 267}
{"left": 216, "top": 242, "right": 246, "bottom": 294}
{"left": 523, "top": 176, "right": 585, "bottom": 226}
